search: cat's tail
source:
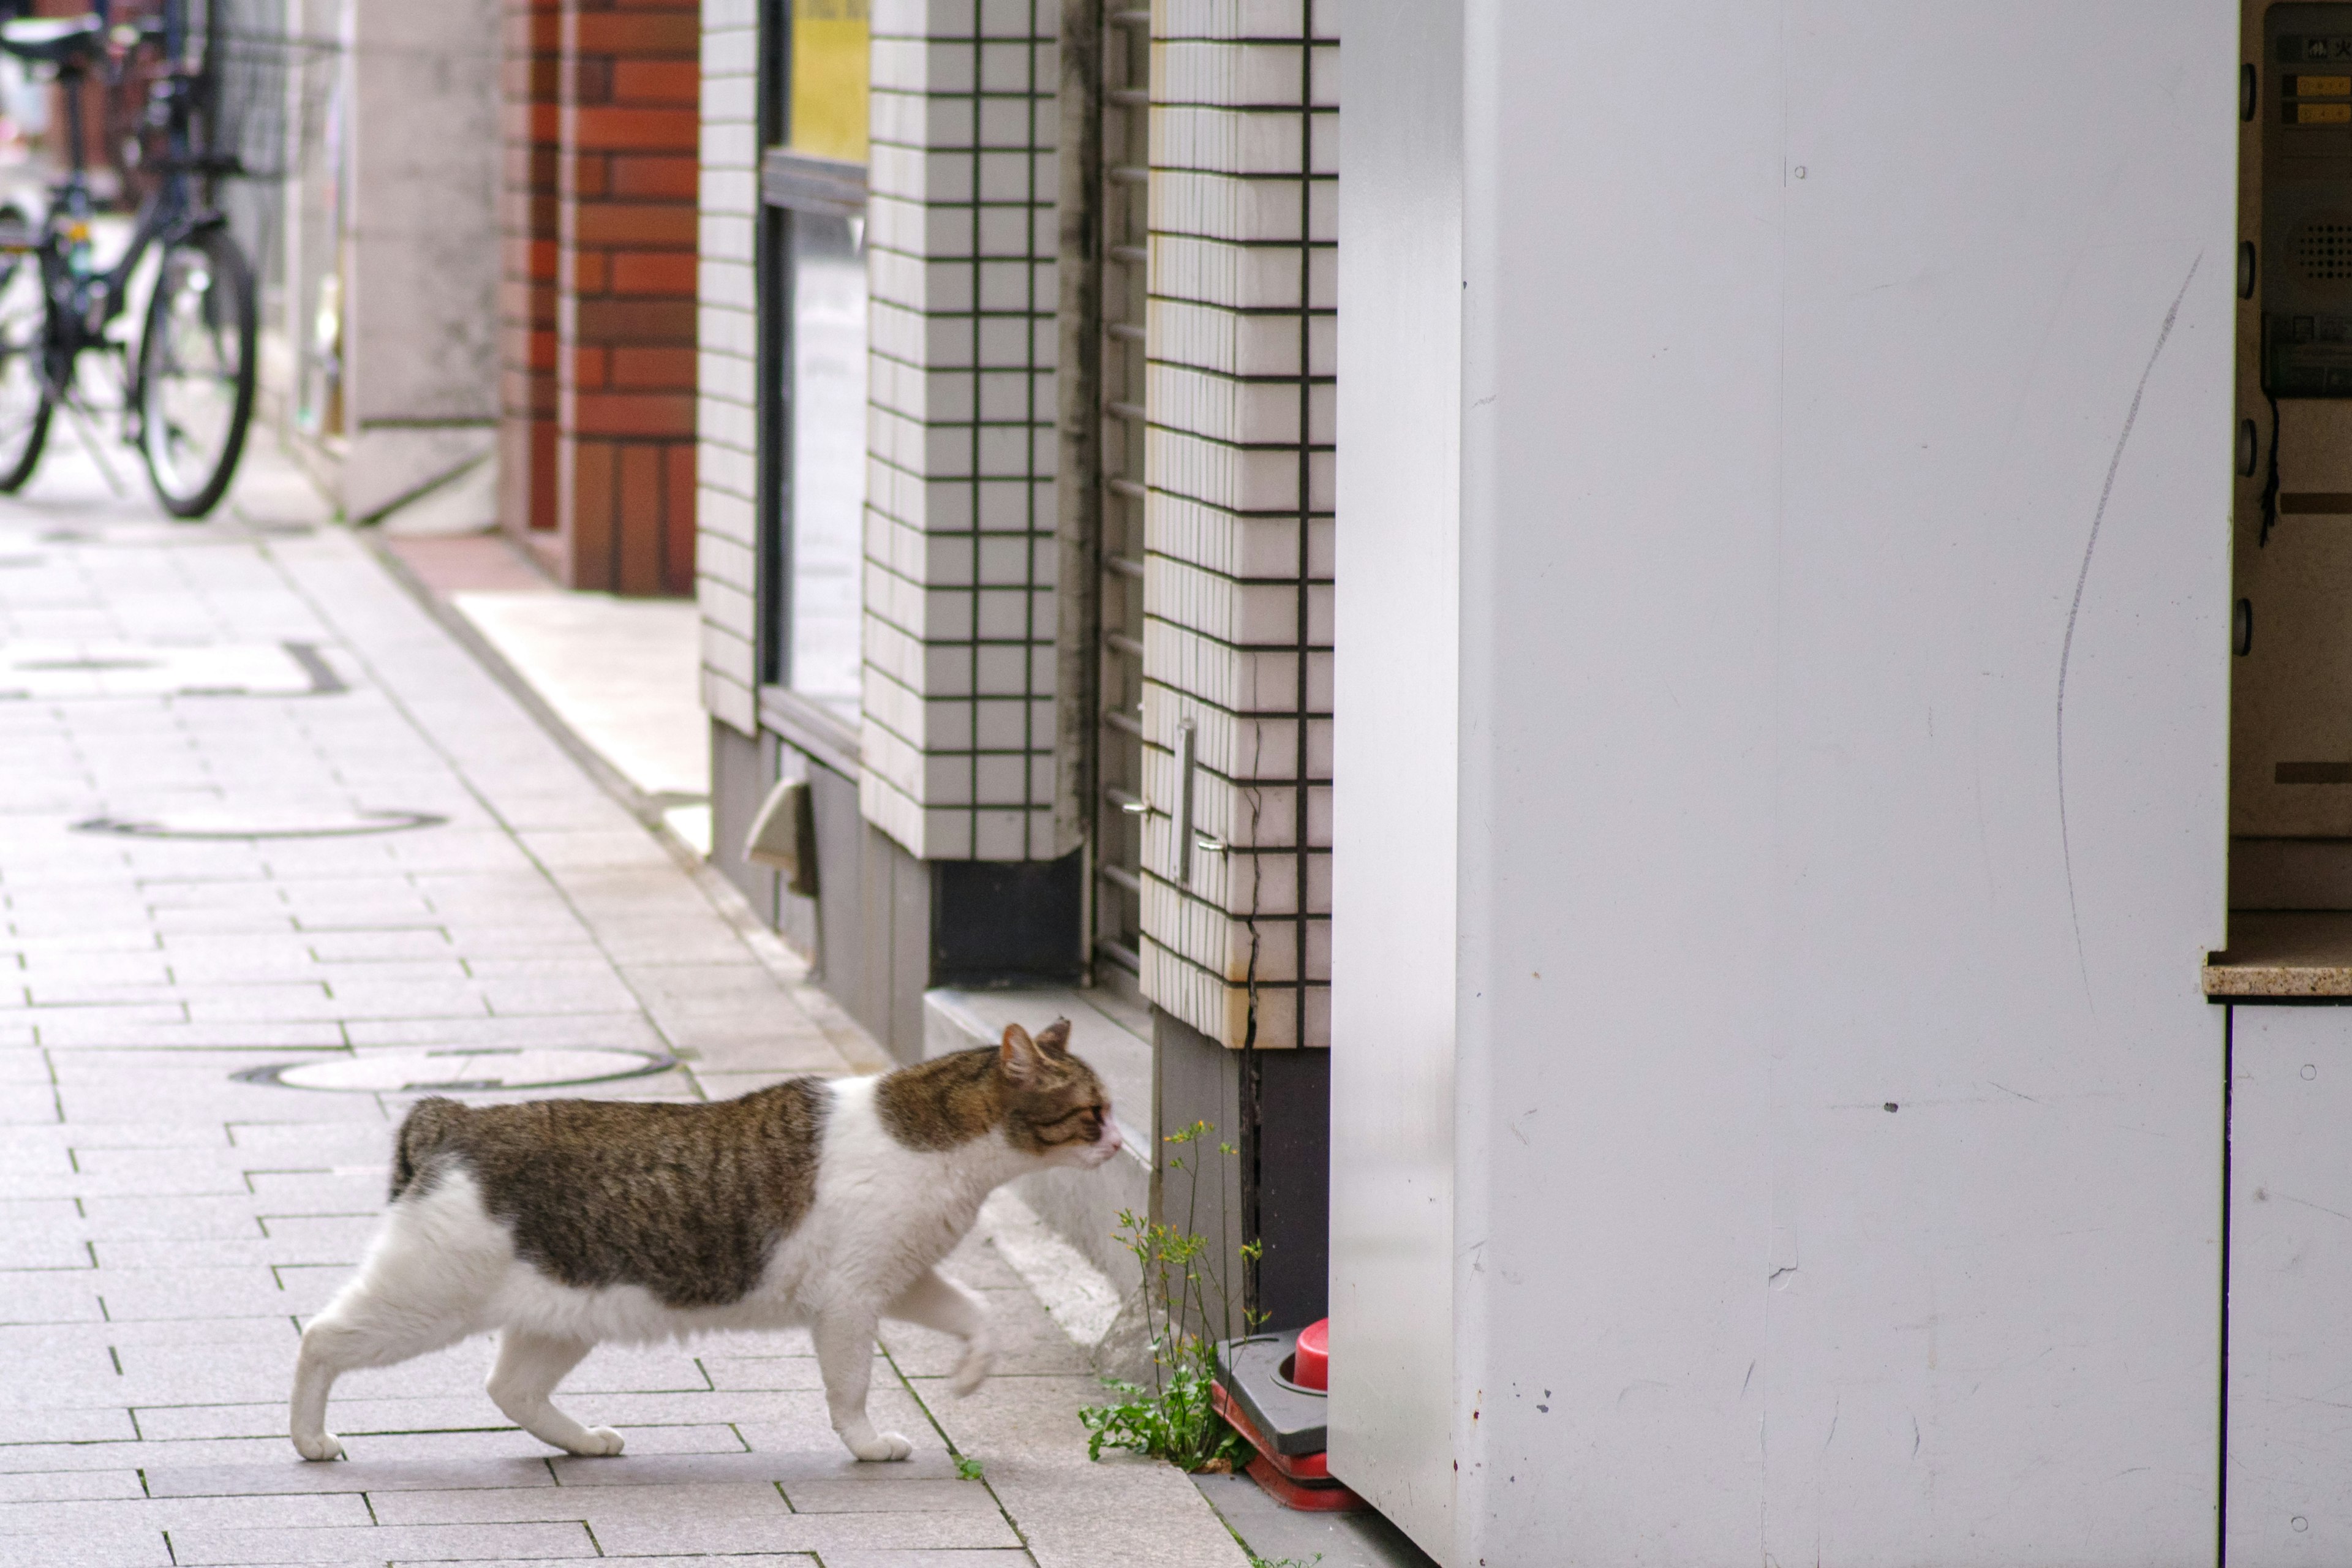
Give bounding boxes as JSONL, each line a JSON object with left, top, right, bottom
{"left": 390, "top": 1096, "right": 469, "bottom": 1202}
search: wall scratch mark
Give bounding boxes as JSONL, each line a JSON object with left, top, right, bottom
{"left": 2056, "top": 252, "right": 2202, "bottom": 1005}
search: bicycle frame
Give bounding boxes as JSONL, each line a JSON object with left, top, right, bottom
{"left": 18, "top": 0, "right": 220, "bottom": 402}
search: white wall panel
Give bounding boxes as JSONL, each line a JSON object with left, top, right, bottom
{"left": 1327, "top": 1, "right": 1458, "bottom": 1559}
{"left": 1385, "top": 0, "right": 2237, "bottom": 1562}
{"left": 2229, "top": 1007, "right": 2352, "bottom": 1568}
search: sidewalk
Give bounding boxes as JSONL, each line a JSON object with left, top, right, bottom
{"left": 0, "top": 439, "right": 1253, "bottom": 1568}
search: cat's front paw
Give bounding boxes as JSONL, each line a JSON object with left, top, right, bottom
{"left": 847, "top": 1430, "right": 914, "bottom": 1462}
{"left": 291, "top": 1430, "right": 345, "bottom": 1462}
{"left": 565, "top": 1427, "right": 625, "bottom": 1457}
{"left": 949, "top": 1344, "right": 996, "bottom": 1398}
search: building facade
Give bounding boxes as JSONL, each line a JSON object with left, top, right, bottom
{"left": 698, "top": 2, "right": 2352, "bottom": 1564}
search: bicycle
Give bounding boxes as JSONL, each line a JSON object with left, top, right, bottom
{"left": 0, "top": 0, "right": 259, "bottom": 518}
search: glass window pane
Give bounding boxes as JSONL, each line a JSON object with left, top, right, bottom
{"left": 786, "top": 210, "right": 865, "bottom": 721}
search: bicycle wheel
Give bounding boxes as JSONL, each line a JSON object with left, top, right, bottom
{"left": 137, "top": 224, "right": 255, "bottom": 519}
{"left": 0, "top": 206, "right": 52, "bottom": 493}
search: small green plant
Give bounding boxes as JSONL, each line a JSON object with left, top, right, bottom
{"left": 1079, "top": 1120, "right": 1261, "bottom": 1472}
{"left": 952, "top": 1453, "right": 985, "bottom": 1481}
{"left": 1248, "top": 1555, "right": 1322, "bottom": 1568}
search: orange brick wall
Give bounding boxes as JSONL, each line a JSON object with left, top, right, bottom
{"left": 499, "top": 0, "right": 699, "bottom": 597}
{"left": 554, "top": 0, "right": 701, "bottom": 596}
{"left": 499, "top": 0, "right": 560, "bottom": 541}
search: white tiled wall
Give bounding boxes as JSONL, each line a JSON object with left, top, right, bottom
{"left": 1139, "top": 0, "right": 1336, "bottom": 1049}
{"left": 859, "top": 0, "right": 1066, "bottom": 861}
{"left": 698, "top": 0, "right": 763, "bottom": 736}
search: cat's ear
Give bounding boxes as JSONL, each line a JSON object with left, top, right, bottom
{"left": 1034, "top": 1019, "right": 1071, "bottom": 1058}
{"left": 1000, "top": 1023, "right": 1043, "bottom": 1082}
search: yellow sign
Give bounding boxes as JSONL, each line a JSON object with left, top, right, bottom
{"left": 2300, "top": 74, "right": 2352, "bottom": 96}
{"left": 793, "top": 0, "right": 869, "bottom": 165}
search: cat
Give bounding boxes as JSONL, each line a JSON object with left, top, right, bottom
{"left": 288, "top": 1019, "right": 1120, "bottom": 1464}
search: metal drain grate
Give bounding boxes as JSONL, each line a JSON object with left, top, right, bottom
{"left": 236, "top": 1047, "right": 682, "bottom": 1093}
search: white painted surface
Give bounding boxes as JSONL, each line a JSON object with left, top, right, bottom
{"left": 2229, "top": 1008, "right": 2352, "bottom": 1567}
{"left": 1336, "top": 1, "right": 2236, "bottom": 1561}
{"left": 1327, "top": 1, "right": 1460, "bottom": 1560}
{"left": 454, "top": 592, "right": 709, "bottom": 807}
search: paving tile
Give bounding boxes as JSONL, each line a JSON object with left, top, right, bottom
{"left": 342, "top": 1014, "right": 667, "bottom": 1050}
{"left": 0, "top": 1409, "right": 137, "bottom": 1446}
{"left": 167, "top": 1520, "right": 596, "bottom": 1564}
{"left": 700, "top": 1355, "right": 826, "bottom": 1392}
{"left": 880, "top": 1287, "right": 1089, "bottom": 1379}
{"left": 141, "top": 1458, "right": 556, "bottom": 1498}
{"left": 0, "top": 1084, "right": 62, "bottom": 1123}
{"left": 540, "top": 1450, "right": 961, "bottom": 1489}
{"left": 0, "top": 1529, "right": 173, "bottom": 1566}
{"left": 364, "top": 1478, "right": 790, "bottom": 1526}
{"left": 30, "top": 1021, "right": 347, "bottom": 1049}
{"left": 94, "top": 1260, "right": 294, "bottom": 1325}
{"left": 244, "top": 1171, "right": 391, "bottom": 1211}
{"left": 75, "top": 1197, "right": 274, "bottom": 1242}
{"left": 426, "top": 1559, "right": 823, "bottom": 1568}
{"left": 301, "top": 931, "right": 459, "bottom": 962}
{"left": 587, "top": 1506, "right": 1022, "bottom": 1556}
{"left": 779, "top": 1477, "right": 1004, "bottom": 1513}
{"left": 0, "top": 1491, "right": 370, "bottom": 1534}
{"left": 0, "top": 1272, "right": 103, "bottom": 1324}
{"left": 0, "top": 1470, "right": 145, "bottom": 1502}
{"left": 251, "top": 1216, "right": 379, "bottom": 1262}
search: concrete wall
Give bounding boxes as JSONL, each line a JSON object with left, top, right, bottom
{"left": 1334, "top": 2, "right": 2235, "bottom": 1563}
{"left": 343, "top": 0, "right": 503, "bottom": 518}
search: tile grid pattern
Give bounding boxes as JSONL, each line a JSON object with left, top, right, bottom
{"left": 858, "top": 0, "right": 1068, "bottom": 861}
{"left": 697, "top": 0, "right": 763, "bottom": 736}
{"left": 1139, "top": 0, "right": 1337, "bottom": 1049}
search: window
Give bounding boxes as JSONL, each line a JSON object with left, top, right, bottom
{"left": 760, "top": 0, "right": 869, "bottom": 726}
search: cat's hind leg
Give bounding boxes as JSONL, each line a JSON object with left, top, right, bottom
{"left": 485, "top": 1331, "right": 622, "bottom": 1457}
{"left": 813, "top": 1306, "right": 912, "bottom": 1461}
{"left": 884, "top": 1267, "right": 995, "bottom": 1397}
{"left": 290, "top": 1177, "right": 503, "bottom": 1460}
{"left": 290, "top": 1270, "right": 475, "bottom": 1461}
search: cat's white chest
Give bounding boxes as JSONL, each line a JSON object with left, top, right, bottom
{"left": 758, "top": 1077, "right": 994, "bottom": 1305}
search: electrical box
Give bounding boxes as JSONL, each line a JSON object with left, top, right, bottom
{"left": 2265, "top": 5, "right": 2352, "bottom": 394}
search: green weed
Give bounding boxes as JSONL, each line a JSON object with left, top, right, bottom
{"left": 952, "top": 1453, "right": 985, "bottom": 1482}
{"left": 1079, "top": 1120, "right": 1262, "bottom": 1473}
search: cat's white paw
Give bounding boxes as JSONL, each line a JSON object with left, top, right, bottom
{"left": 949, "top": 1344, "right": 996, "bottom": 1398}
{"left": 564, "top": 1427, "right": 625, "bottom": 1457}
{"left": 848, "top": 1430, "right": 915, "bottom": 1462}
{"left": 291, "top": 1430, "right": 345, "bottom": 1462}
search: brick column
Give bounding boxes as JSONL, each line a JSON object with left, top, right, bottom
{"left": 555, "top": 0, "right": 701, "bottom": 595}
{"left": 499, "top": 0, "right": 561, "bottom": 541}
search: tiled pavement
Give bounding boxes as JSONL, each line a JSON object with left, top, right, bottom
{"left": 0, "top": 447, "right": 1250, "bottom": 1568}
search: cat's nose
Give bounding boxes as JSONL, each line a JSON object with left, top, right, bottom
{"left": 1101, "top": 1121, "right": 1123, "bottom": 1155}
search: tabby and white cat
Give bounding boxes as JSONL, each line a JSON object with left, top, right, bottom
{"left": 288, "top": 1020, "right": 1119, "bottom": 1464}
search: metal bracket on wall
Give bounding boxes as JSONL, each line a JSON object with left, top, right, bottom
{"left": 1177, "top": 716, "right": 1197, "bottom": 884}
